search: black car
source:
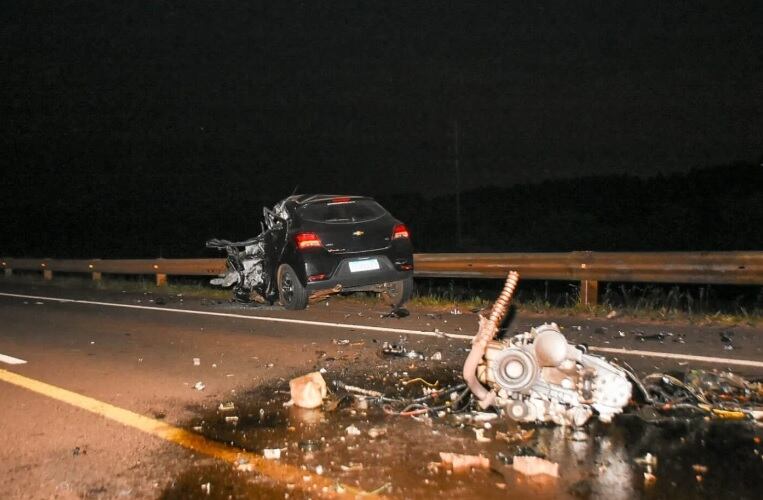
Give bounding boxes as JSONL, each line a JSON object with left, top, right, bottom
{"left": 206, "top": 194, "right": 414, "bottom": 310}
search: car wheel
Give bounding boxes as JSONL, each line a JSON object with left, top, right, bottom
{"left": 277, "top": 264, "right": 308, "bottom": 310}
{"left": 382, "top": 277, "right": 414, "bottom": 308}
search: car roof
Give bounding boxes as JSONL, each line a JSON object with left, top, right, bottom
{"left": 287, "top": 194, "right": 372, "bottom": 205}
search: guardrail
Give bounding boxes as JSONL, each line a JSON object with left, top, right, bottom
{"left": 2, "top": 252, "right": 762, "bottom": 306}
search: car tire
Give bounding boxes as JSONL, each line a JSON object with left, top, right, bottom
{"left": 278, "top": 264, "right": 308, "bottom": 310}
{"left": 383, "top": 277, "right": 414, "bottom": 308}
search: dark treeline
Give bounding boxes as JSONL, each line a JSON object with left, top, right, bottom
{"left": 1, "top": 162, "right": 761, "bottom": 258}
{"left": 382, "top": 161, "right": 763, "bottom": 253}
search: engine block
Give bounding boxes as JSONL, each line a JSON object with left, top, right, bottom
{"left": 477, "top": 323, "right": 632, "bottom": 425}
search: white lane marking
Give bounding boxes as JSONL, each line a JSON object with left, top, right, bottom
{"left": 589, "top": 346, "right": 763, "bottom": 368}
{"left": 0, "top": 291, "right": 473, "bottom": 339}
{"left": 0, "top": 353, "right": 27, "bottom": 365}
{"left": 1, "top": 291, "right": 762, "bottom": 369}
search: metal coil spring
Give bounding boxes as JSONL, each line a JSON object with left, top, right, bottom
{"left": 479, "top": 271, "right": 519, "bottom": 343}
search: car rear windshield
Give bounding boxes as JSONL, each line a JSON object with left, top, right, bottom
{"left": 298, "top": 199, "right": 388, "bottom": 223}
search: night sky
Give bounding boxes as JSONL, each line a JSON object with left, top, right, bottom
{"left": 1, "top": 1, "right": 762, "bottom": 256}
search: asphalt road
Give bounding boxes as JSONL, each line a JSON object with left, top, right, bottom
{"left": 1, "top": 280, "right": 762, "bottom": 499}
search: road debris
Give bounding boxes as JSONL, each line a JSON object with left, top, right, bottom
{"left": 334, "top": 380, "right": 385, "bottom": 398}
{"left": 382, "top": 307, "right": 410, "bottom": 318}
{"left": 473, "top": 428, "right": 490, "bottom": 442}
{"left": 193, "top": 381, "right": 206, "bottom": 391}
{"left": 286, "top": 372, "right": 327, "bottom": 409}
{"left": 345, "top": 424, "right": 361, "bottom": 436}
{"left": 496, "top": 429, "right": 535, "bottom": 444}
{"left": 401, "top": 377, "right": 439, "bottom": 388}
{"left": 439, "top": 452, "right": 490, "bottom": 472}
{"left": 263, "top": 448, "right": 281, "bottom": 460}
{"left": 720, "top": 331, "right": 735, "bottom": 350}
{"left": 218, "top": 402, "right": 235, "bottom": 412}
{"left": 430, "top": 351, "right": 443, "bottom": 361}
{"left": 368, "top": 427, "right": 386, "bottom": 439}
{"left": 635, "top": 452, "right": 658, "bottom": 486}
{"left": 200, "top": 482, "right": 211, "bottom": 495}
{"left": 193, "top": 357, "right": 200, "bottom": 366}
{"left": 513, "top": 456, "right": 559, "bottom": 477}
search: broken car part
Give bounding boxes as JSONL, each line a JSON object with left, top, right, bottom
{"left": 464, "top": 272, "right": 632, "bottom": 425}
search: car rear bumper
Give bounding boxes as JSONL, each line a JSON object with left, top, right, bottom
{"left": 304, "top": 254, "right": 412, "bottom": 291}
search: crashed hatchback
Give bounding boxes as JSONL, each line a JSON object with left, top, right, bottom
{"left": 206, "top": 195, "right": 414, "bottom": 309}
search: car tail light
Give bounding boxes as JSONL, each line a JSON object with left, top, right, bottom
{"left": 308, "top": 273, "right": 328, "bottom": 282}
{"left": 392, "top": 223, "right": 410, "bottom": 240}
{"left": 330, "top": 196, "right": 352, "bottom": 203}
{"left": 295, "top": 232, "right": 323, "bottom": 250}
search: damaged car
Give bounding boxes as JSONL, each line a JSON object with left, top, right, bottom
{"left": 206, "top": 194, "right": 414, "bottom": 309}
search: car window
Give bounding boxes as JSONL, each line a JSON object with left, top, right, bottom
{"left": 298, "top": 199, "right": 388, "bottom": 223}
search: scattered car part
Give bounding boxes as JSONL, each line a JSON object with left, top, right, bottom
{"left": 439, "top": 452, "right": 490, "bottom": 472}
{"left": 465, "top": 272, "right": 632, "bottom": 425}
{"left": 286, "top": 372, "right": 327, "bottom": 409}
{"left": 513, "top": 456, "right": 559, "bottom": 477}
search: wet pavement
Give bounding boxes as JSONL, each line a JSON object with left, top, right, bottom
{"left": 167, "top": 351, "right": 763, "bottom": 499}
{"left": 2, "top": 281, "right": 763, "bottom": 499}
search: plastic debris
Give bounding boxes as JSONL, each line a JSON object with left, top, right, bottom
{"left": 513, "top": 456, "right": 559, "bottom": 477}
{"left": 287, "top": 372, "right": 327, "bottom": 409}
{"left": 333, "top": 339, "right": 350, "bottom": 346}
{"left": 450, "top": 307, "right": 462, "bottom": 315}
{"left": 263, "top": 448, "right": 281, "bottom": 460}
{"left": 340, "top": 462, "right": 363, "bottom": 472}
{"left": 720, "top": 331, "right": 735, "bottom": 350}
{"left": 218, "top": 402, "right": 235, "bottom": 412}
{"left": 346, "top": 424, "right": 361, "bottom": 436}
{"left": 439, "top": 452, "right": 490, "bottom": 472}
{"left": 382, "top": 307, "right": 410, "bottom": 318}
{"left": 201, "top": 482, "right": 211, "bottom": 495}
{"left": 193, "top": 381, "right": 206, "bottom": 391}
{"left": 635, "top": 453, "right": 658, "bottom": 468}
{"left": 635, "top": 452, "right": 658, "bottom": 486}
{"left": 368, "top": 427, "right": 386, "bottom": 439}
{"left": 193, "top": 358, "right": 200, "bottom": 366}
{"left": 430, "top": 351, "right": 443, "bottom": 361}
{"left": 692, "top": 464, "right": 708, "bottom": 475}
{"left": 496, "top": 429, "right": 535, "bottom": 444}
{"left": 225, "top": 416, "right": 239, "bottom": 424}
{"left": 606, "top": 310, "right": 618, "bottom": 319}
{"left": 471, "top": 412, "right": 499, "bottom": 422}
{"left": 473, "top": 428, "right": 490, "bottom": 442}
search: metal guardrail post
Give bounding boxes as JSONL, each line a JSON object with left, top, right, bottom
{"left": 43, "top": 269, "right": 53, "bottom": 281}
{"left": 580, "top": 280, "right": 598, "bottom": 306}
{"left": 156, "top": 273, "right": 168, "bottom": 287}
{"left": 92, "top": 272, "right": 102, "bottom": 282}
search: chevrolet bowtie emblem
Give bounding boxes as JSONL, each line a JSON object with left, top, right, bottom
{"left": 353, "top": 230, "right": 364, "bottom": 237}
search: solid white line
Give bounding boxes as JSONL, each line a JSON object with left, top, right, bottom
{"left": 1, "top": 291, "right": 762, "bottom": 369}
{"left": 589, "top": 346, "right": 763, "bottom": 368}
{"left": 0, "top": 291, "right": 474, "bottom": 340}
{"left": 0, "top": 353, "right": 27, "bottom": 365}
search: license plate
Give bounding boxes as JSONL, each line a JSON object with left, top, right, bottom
{"left": 349, "top": 259, "right": 380, "bottom": 273}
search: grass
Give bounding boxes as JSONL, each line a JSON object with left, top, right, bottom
{"left": 3, "top": 273, "right": 761, "bottom": 326}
